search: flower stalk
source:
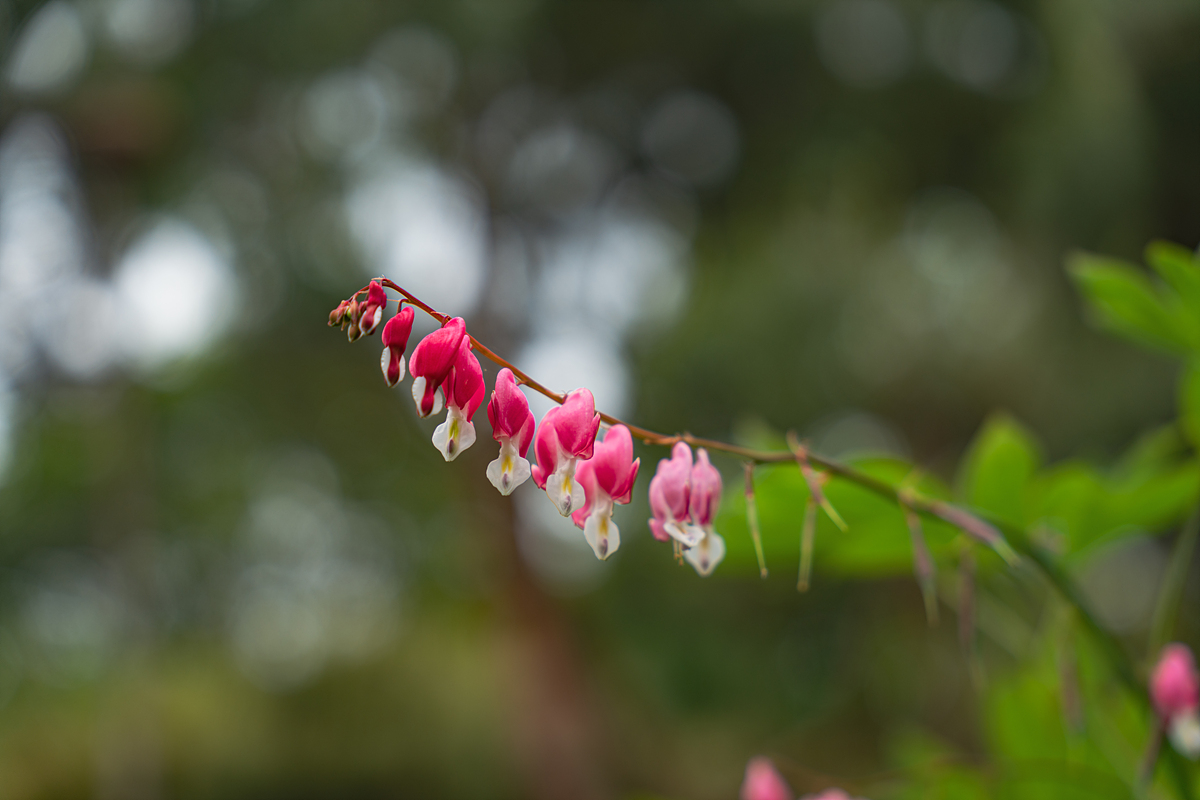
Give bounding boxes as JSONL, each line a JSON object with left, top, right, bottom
{"left": 744, "top": 462, "right": 768, "bottom": 579}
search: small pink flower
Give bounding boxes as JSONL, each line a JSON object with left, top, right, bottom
{"left": 486, "top": 368, "right": 536, "bottom": 495}
{"left": 802, "top": 791, "right": 855, "bottom": 800}
{"left": 1152, "top": 643, "right": 1200, "bottom": 758}
{"left": 409, "top": 317, "right": 467, "bottom": 418}
{"left": 380, "top": 305, "right": 415, "bottom": 387}
{"left": 740, "top": 757, "right": 791, "bottom": 800}
{"left": 648, "top": 441, "right": 703, "bottom": 546}
{"left": 432, "top": 337, "right": 485, "bottom": 461}
{"left": 570, "top": 424, "right": 640, "bottom": 560}
{"left": 358, "top": 280, "right": 387, "bottom": 336}
{"left": 682, "top": 448, "right": 726, "bottom": 576}
{"left": 531, "top": 388, "right": 601, "bottom": 516}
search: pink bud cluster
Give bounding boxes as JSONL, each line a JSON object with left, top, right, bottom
{"left": 740, "top": 758, "right": 866, "bottom": 800}
{"left": 647, "top": 442, "right": 727, "bottom": 575}
{"left": 331, "top": 284, "right": 657, "bottom": 563}
{"left": 1151, "top": 643, "right": 1200, "bottom": 758}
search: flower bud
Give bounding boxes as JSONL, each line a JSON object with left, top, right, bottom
{"left": 345, "top": 298, "right": 363, "bottom": 342}
{"left": 328, "top": 299, "right": 350, "bottom": 327}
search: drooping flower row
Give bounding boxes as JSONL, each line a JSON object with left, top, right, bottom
{"left": 329, "top": 283, "right": 726, "bottom": 574}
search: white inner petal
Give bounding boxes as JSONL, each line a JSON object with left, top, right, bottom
{"left": 665, "top": 520, "right": 704, "bottom": 548}
{"left": 683, "top": 529, "right": 725, "bottom": 577}
{"left": 1170, "top": 710, "right": 1200, "bottom": 759}
{"left": 487, "top": 440, "right": 531, "bottom": 496}
{"left": 545, "top": 457, "right": 583, "bottom": 516}
{"left": 583, "top": 500, "right": 618, "bottom": 561}
{"left": 432, "top": 406, "right": 475, "bottom": 461}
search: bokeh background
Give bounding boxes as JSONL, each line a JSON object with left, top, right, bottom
{"left": 0, "top": 0, "right": 1198, "bottom": 797}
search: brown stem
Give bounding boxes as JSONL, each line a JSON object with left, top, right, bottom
{"left": 355, "top": 280, "right": 1009, "bottom": 556}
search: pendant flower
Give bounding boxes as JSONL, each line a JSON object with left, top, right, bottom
{"left": 648, "top": 441, "right": 704, "bottom": 547}
{"left": 486, "top": 368, "right": 536, "bottom": 495}
{"left": 431, "top": 336, "right": 485, "bottom": 461}
{"left": 358, "top": 280, "right": 387, "bottom": 336}
{"left": 682, "top": 448, "right": 726, "bottom": 576}
{"left": 741, "top": 757, "right": 792, "bottom": 800}
{"left": 1152, "top": 643, "right": 1200, "bottom": 758}
{"left": 570, "top": 424, "right": 640, "bottom": 560}
{"left": 380, "top": 305, "right": 415, "bottom": 387}
{"left": 531, "top": 388, "right": 601, "bottom": 516}
{"left": 409, "top": 317, "right": 467, "bottom": 418}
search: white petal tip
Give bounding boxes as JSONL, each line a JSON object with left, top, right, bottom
{"left": 683, "top": 531, "right": 725, "bottom": 577}
{"left": 487, "top": 451, "right": 531, "bottom": 496}
{"left": 433, "top": 413, "right": 475, "bottom": 462}
{"left": 1170, "top": 712, "right": 1200, "bottom": 759}
{"left": 584, "top": 509, "right": 619, "bottom": 561}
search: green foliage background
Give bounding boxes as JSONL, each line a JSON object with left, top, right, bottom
{"left": 0, "top": 0, "right": 1199, "bottom": 798}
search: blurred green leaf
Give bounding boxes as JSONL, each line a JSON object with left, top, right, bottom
{"left": 1030, "top": 461, "right": 1105, "bottom": 550}
{"left": 958, "top": 414, "right": 1043, "bottom": 525}
{"left": 1067, "top": 252, "right": 1198, "bottom": 354}
{"left": 1146, "top": 241, "right": 1200, "bottom": 314}
{"left": 1113, "top": 423, "right": 1188, "bottom": 482}
{"left": 1099, "top": 460, "right": 1200, "bottom": 538}
{"left": 1180, "top": 360, "right": 1200, "bottom": 451}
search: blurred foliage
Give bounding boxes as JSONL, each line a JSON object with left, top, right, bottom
{"left": 0, "top": 0, "right": 1199, "bottom": 798}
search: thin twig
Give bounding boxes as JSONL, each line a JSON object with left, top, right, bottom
{"left": 744, "top": 462, "right": 768, "bottom": 579}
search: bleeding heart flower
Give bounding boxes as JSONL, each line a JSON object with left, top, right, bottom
{"left": 358, "top": 280, "right": 387, "bottom": 336}
{"left": 380, "top": 305, "right": 415, "bottom": 387}
{"left": 682, "top": 448, "right": 726, "bottom": 576}
{"left": 486, "top": 368, "right": 536, "bottom": 495}
{"left": 570, "top": 424, "right": 640, "bottom": 560}
{"left": 1152, "top": 643, "right": 1200, "bottom": 758}
{"left": 432, "top": 336, "right": 485, "bottom": 461}
{"left": 740, "top": 757, "right": 792, "bottom": 800}
{"left": 648, "top": 441, "right": 703, "bottom": 547}
{"left": 409, "top": 317, "right": 467, "bottom": 418}
{"left": 531, "top": 388, "right": 601, "bottom": 516}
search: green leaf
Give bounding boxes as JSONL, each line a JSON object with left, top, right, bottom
{"left": 1180, "top": 360, "right": 1200, "bottom": 451}
{"left": 1067, "top": 252, "right": 1196, "bottom": 353}
{"left": 1146, "top": 240, "right": 1200, "bottom": 314}
{"left": 958, "top": 414, "right": 1043, "bottom": 525}
{"left": 1029, "top": 461, "right": 1105, "bottom": 550}
{"left": 1113, "top": 423, "right": 1187, "bottom": 482}
{"left": 1101, "top": 460, "right": 1200, "bottom": 536}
